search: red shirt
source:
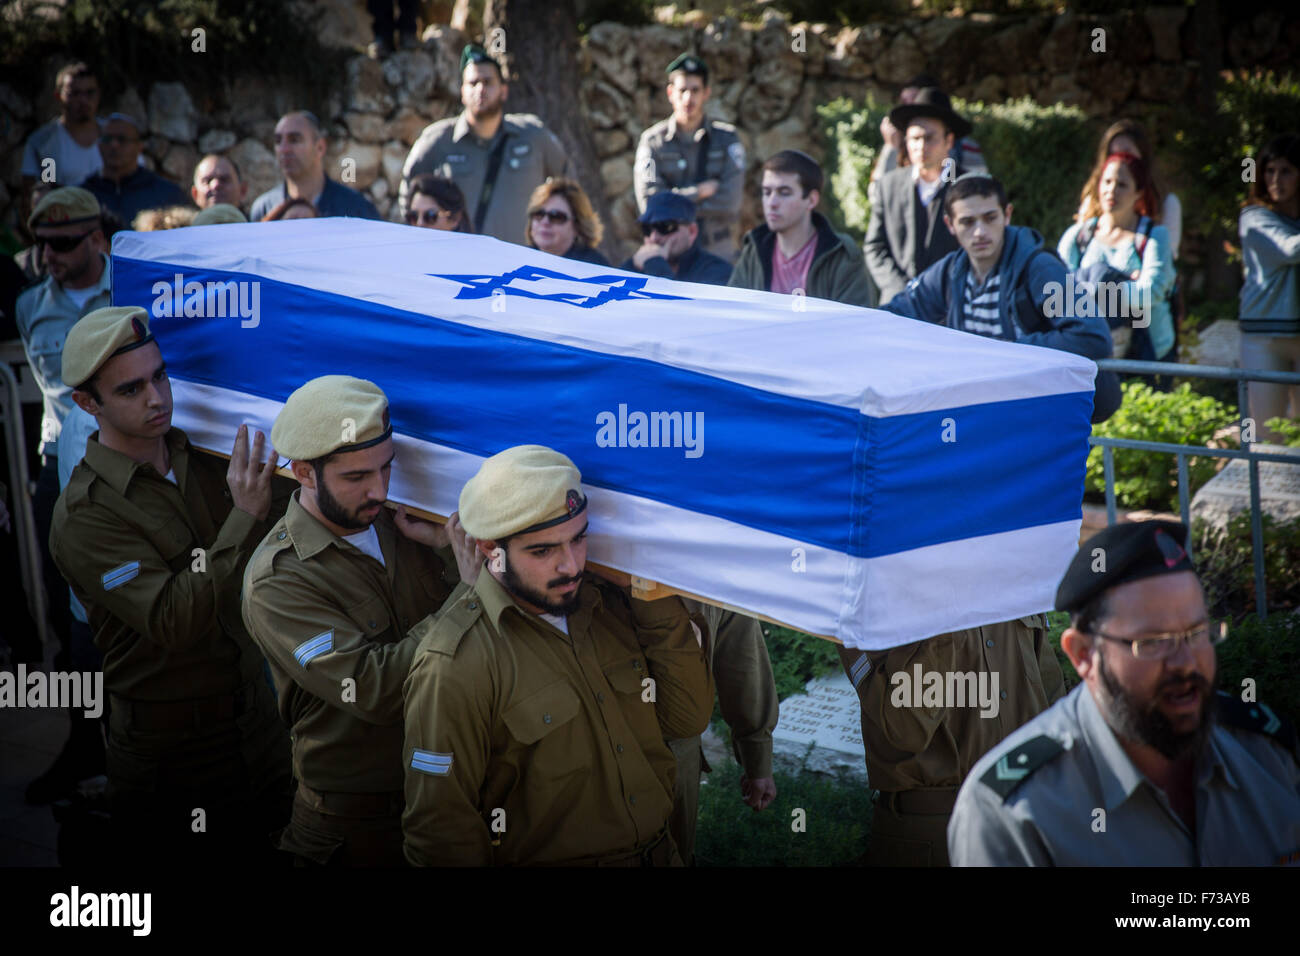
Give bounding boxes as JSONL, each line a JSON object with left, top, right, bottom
{"left": 770, "top": 232, "right": 817, "bottom": 295}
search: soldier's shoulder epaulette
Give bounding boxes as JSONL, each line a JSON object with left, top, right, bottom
{"left": 1215, "top": 691, "right": 1298, "bottom": 752}
{"left": 419, "top": 592, "right": 485, "bottom": 658}
{"left": 62, "top": 462, "right": 97, "bottom": 508}
{"left": 505, "top": 112, "right": 546, "bottom": 131}
{"left": 979, "top": 734, "right": 1066, "bottom": 801}
{"left": 709, "top": 119, "right": 738, "bottom": 134}
{"left": 244, "top": 522, "right": 294, "bottom": 583}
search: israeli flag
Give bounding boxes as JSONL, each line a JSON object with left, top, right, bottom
{"left": 111, "top": 218, "right": 1095, "bottom": 650}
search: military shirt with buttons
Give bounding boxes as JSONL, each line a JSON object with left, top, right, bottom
{"left": 634, "top": 117, "right": 746, "bottom": 260}
{"left": 400, "top": 111, "right": 569, "bottom": 244}
{"left": 402, "top": 570, "right": 715, "bottom": 866}
{"left": 948, "top": 684, "right": 1300, "bottom": 866}
{"left": 241, "top": 492, "right": 463, "bottom": 793}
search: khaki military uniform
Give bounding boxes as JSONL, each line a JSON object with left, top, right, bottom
{"left": 634, "top": 117, "right": 746, "bottom": 263}
{"left": 400, "top": 112, "right": 569, "bottom": 244}
{"left": 669, "top": 601, "right": 778, "bottom": 864}
{"left": 402, "top": 570, "right": 715, "bottom": 866}
{"left": 240, "top": 492, "right": 462, "bottom": 866}
{"left": 837, "top": 615, "right": 1066, "bottom": 866}
{"left": 49, "top": 428, "right": 293, "bottom": 863}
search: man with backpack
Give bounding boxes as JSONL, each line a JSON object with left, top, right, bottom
{"left": 884, "top": 173, "right": 1118, "bottom": 423}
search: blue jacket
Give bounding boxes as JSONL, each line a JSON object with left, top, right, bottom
{"left": 884, "top": 225, "right": 1112, "bottom": 360}
{"left": 250, "top": 178, "right": 381, "bottom": 222}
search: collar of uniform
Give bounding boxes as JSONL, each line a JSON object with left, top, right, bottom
{"left": 665, "top": 116, "right": 708, "bottom": 143}
{"left": 283, "top": 490, "right": 359, "bottom": 563}
{"left": 81, "top": 426, "right": 190, "bottom": 497}
{"left": 54, "top": 252, "right": 111, "bottom": 305}
{"left": 1197, "top": 727, "right": 1240, "bottom": 792}
{"left": 1076, "top": 681, "right": 1151, "bottom": 812}
{"left": 453, "top": 111, "right": 514, "bottom": 146}
{"left": 471, "top": 565, "right": 602, "bottom": 635}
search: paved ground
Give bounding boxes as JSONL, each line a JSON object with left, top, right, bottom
{"left": 0, "top": 639, "right": 64, "bottom": 866}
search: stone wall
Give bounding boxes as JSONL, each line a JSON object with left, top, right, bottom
{"left": 3, "top": 6, "right": 1296, "bottom": 263}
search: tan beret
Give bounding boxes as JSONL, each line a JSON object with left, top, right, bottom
{"left": 62, "top": 306, "right": 155, "bottom": 388}
{"left": 192, "top": 203, "right": 247, "bottom": 226}
{"left": 29, "top": 186, "right": 101, "bottom": 232}
{"left": 272, "top": 375, "right": 392, "bottom": 461}
{"left": 458, "top": 445, "right": 587, "bottom": 541}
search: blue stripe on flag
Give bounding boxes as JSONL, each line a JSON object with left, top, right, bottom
{"left": 113, "top": 259, "right": 1091, "bottom": 559}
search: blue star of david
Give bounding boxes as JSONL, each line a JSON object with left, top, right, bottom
{"left": 430, "top": 265, "right": 690, "bottom": 309}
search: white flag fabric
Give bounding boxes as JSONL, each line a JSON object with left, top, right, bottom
{"left": 111, "top": 217, "right": 1095, "bottom": 649}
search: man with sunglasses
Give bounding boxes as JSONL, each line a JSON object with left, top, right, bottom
{"left": 15, "top": 186, "right": 115, "bottom": 803}
{"left": 949, "top": 520, "right": 1300, "bottom": 866}
{"left": 81, "top": 113, "right": 186, "bottom": 226}
{"left": 620, "top": 192, "right": 731, "bottom": 286}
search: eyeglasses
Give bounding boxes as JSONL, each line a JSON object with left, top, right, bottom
{"left": 99, "top": 134, "right": 138, "bottom": 145}
{"left": 405, "top": 208, "right": 453, "bottom": 225}
{"left": 529, "top": 209, "right": 570, "bottom": 225}
{"left": 641, "top": 220, "right": 681, "bottom": 238}
{"left": 1090, "top": 620, "right": 1227, "bottom": 661}
{"left": 36, "top": 230, "right": 95, "bottom": 253}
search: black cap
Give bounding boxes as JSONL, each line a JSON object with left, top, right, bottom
{"left": 666, "top": 53, "right": 708, "bottom": 84}
{"left": 1055, "top": 520, "right": 1195, "bottom": 613}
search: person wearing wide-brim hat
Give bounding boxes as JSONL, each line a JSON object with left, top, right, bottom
{"left": 240, "top": 373, "right": 478, "bottom": 867}
{"left": 948, "top": 519, "right": 1300, "bottom": 866}
{"left": 865, "top": 87, "right": 979, "bottom": 303}
{"left": 48, "top": 305, "right": 296, "bottom": 865}
{"left": 401, "top": 444, "right": 716, "bottom": 866}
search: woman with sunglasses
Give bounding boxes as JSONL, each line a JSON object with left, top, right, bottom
{"left": 404, "top": 174, "right": 472, "bottom": 233}
{"left": 524, "top": 178, "right": 609, "bottom": 265}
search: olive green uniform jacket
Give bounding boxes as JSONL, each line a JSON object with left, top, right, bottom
{"left": 402, "top": 570, "right": 715, "bottom": 866}
{"left": 241, "top": 493, "right": 463, "bottom": 795}
{"left": 49, "top": 428, "right": 291, "bottom": 799}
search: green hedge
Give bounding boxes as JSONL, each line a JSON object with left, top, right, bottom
{"left": 818, "top": 95, "right": 1097, "bottom": 248}
{"left": 1216, "top": 611, "right": 1300, "bottom": 728}
{"left": 1085, "top": 381, "right": 1236, "bottom": 512}
{"left": 1194, "top": 513, "right": 1300, "bottom": 620}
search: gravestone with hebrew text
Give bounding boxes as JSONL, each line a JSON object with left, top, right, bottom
{"left": 1190, "top": 443, "right": 1300, "bottom": 530}
{"left": 772, "top": 670, "right": 868, "bottom": 781}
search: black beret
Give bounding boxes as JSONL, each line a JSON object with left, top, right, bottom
{"left": 1055, "top": 519, "right": 1195, "bottom": 613}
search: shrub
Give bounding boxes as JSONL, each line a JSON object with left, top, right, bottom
{"left": 1193, "top": 513, "right": 1300, "bottom": 620}
{"left": 1085, "top": 381, "right": 1235, "bottom": 511}
{"left": 818, "top": 95, "right": 1096, "bottom": 246}
{"left": 1215, "top": 611, "right": 1300, "bottom": 728}
{"left": 762, "top": 624, "right": 843, "bottom": 701}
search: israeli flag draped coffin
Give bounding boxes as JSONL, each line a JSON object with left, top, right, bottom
{"left": 112, "top": 218, "right": 1095, "bottom": 650}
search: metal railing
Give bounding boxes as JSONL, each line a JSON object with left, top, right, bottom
{"left": 1, "top": 360, "right": 49, "bottom": 649}
{"left": 1090, "top": 358, "right": 1300, "bottom": 620}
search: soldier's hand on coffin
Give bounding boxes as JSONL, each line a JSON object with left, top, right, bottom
{"left": 444, "top": 512, "right": 482, "bottom": 586}
{"left": 394, "top": 503, "right": 449, "bottom": 549}
{"left": 740, "top": 774, "right": 777, "bottom": 812}
{"left": 227, "top": 424, "right": 276, "bottom": 521}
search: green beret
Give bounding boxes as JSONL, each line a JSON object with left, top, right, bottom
{"left": 666, "top": 53, "right": 708, "bottom": 83}
{"left": 29, "top": 186, "right": 101, "bottom": 233}
{"left": 272, "top": 375, "right": 392, "bottom": 462}
{"left": 62, "top": 306, "right": 155, "bottom": 389}
{"left": 192, "top": 203, "right": 247, "bottom": 226}
{"left": 1055, "top": 519, "right": 1195, "bottom": 613}
{"left": 461, "top": 43, "right": 502, "bottom": 77}
{"left": 459, "top": 445, "right": 587, "bottom": 541}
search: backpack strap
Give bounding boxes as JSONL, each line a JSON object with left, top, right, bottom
{"left": 1133, "top": 215, "right": 1153, "bottom": 259}
{"left": 1074, "top": 216, "right": 1097, "bottom": 260}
